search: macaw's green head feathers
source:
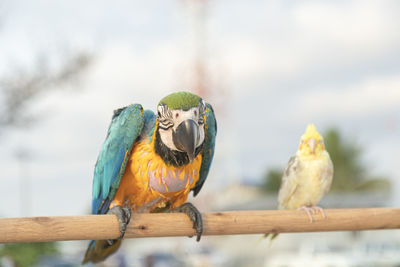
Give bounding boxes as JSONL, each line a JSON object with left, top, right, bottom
{"left": 155, "top": 91, "right": 206, "bottom": 166}
{"left": 158, "top": 91, "right": 202, "bottom": 111}
{"left": 298, "top": 123, "right": 325, "bottom": 156}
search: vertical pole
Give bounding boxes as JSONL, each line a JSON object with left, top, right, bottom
{"left": 16, "top": 148, "right": 31, "bottom": 217}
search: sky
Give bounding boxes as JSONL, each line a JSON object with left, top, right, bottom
{"left": 0, "top": 0, "right": 399, "bottom": 218}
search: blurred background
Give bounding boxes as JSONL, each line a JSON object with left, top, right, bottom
{"left": 0, "top": 0, "right": 399, "bottom": 266}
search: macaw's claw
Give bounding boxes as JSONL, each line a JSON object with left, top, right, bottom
{"left": 173, "top": 202, "right": 203, "bottom": 242}
{"left": 106, "top": 206, "right": 131, "bottom": 246}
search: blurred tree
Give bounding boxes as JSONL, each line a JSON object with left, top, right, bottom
{"left": 0, "top": 242, "right": 59, "bottom": 267}
{"left": 0, "top": 52, "right": 91, "bottom": 263}
{"left": 260, "top": 168, "right": 282, "bottom": 193}
{"left": 0, "top": 10, "right": 92, "bottom": 134}
{"left": 324, "top": 128, "right": 364, "bottom": 191}
{"left": 0, "top": 52, "right": 92, "bottom": 133}
{"left": 261, "top": 128, "right": 391, "bottom": 194}
{"left": 0, "top": 10, "right": 92, "bottom": 267}
{"left": 324, "top": 128, "right": 391, "bottom": 192}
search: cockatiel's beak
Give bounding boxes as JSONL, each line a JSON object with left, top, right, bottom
{"left": 308, "top": 138, "right": 317, "bottom": 153}
{"left": 172, "top": 119, "right": 199, "bottom": 162}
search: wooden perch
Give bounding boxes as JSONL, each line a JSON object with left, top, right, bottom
{"left": 1, "top": 208, "right": 399, "bottom": 243}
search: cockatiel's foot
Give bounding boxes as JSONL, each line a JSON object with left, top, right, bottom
{"left": 297, "top": 206, "right": 326, "bottom": 222}
{"left": 106, "top": 206, "right": 131, "bottom": 245}
{"left": 173, "top": 202, "right": 203, "bottom": 242}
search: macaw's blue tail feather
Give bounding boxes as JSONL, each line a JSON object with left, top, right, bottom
{"left": 82, "top": 240, "right": 122, "bottom": 264}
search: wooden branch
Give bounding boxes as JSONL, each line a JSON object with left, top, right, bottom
{"left": 1, "top": 208, "right": 399, "bottom": 243}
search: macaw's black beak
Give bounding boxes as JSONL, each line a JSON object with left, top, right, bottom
{"left": 172, "top": 119, "right": 199, "bottom": 162}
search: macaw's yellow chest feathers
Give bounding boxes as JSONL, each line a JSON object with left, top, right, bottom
{"left": 111, "top": 136, "right": 202, "bottom": 212}
{"left": 131, "top": 137, "right": 202, "bottom": 195}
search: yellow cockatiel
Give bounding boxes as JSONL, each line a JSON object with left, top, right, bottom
{"left": 278, "top": 124, "right": 333, "bottom": 221}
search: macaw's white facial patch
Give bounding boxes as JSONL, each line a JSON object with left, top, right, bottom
{"left": 157, "top": 106, "right": 205, "bottom": 152}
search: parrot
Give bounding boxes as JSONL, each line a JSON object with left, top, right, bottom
{"left": 82, "top": 91, "right": 217, "bottom": 264}
{"left": 265, "top": 124, "right": 333, "bottom": 241}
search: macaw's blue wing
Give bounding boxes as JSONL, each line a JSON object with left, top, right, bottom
{"left": 91, "top": 104, "right": 145, "bottom": 214}
{"left": 192, "top": 103, "right": 217, "bottom": 197}
{"left": 139, "top": 109, "right": 157, "bottom": 141}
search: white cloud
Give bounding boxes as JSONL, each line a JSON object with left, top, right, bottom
{"left": 297, "top": 74, "right": 400, "bottom": 120}
{"left": 213, "top": 0, "right": 400, "bottom": 97}
{"left": 292, "top": 1, "right": 400, "bottom": 49}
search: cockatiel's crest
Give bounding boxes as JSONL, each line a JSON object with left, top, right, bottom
{"left": 298, "top": 124, "right": 325, "bottom": 157}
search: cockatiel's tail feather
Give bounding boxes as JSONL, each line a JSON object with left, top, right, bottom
{"left": 260, "top": 233, "right": 279, "bottom": 246}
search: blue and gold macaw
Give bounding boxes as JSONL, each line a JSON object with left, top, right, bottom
{"left": 82, "top": 91, "right": 217, "bottom": 264}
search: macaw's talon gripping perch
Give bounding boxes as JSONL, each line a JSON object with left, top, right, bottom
{"left": 173, "top": 202, "right": 203, "bottom": 241}
{"left": 106, "top": 206, "right": 131, "bottom": 246}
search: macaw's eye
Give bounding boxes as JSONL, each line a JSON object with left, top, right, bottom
{"left": 175, "top": 113, "right": 179, "bottom": 119}
{"left": 194, "top": 110, "right": 197, "bottom": 117}
{"left": 198, "top": 115, "right": 204, "bottom": 125}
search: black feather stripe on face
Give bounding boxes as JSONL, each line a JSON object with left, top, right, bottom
{"left": 154, "top": 126, "right": 204, "bottom": 167}
{"left": 158, "top": 104, "right": 174, "bottom": 129}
